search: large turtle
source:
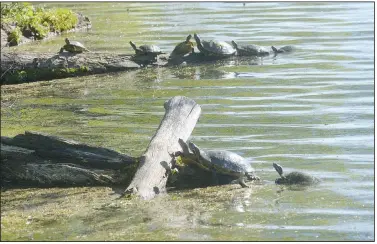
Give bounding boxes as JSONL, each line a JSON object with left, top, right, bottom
{"left": 193, "top": 33, "right": 236, "bottom": 58}
{"left": 273, "top": 163, "right": 320, "bottom": 186}
{"left": 129, "top": 41, "right": 165, "bottom": 66}
{"left": 170, "top": 34, "right": 194, "bottom": 58}
{"left": 176, "top": 139, "right": 259, "bottom": 188}
{"left": 271, "top": 45, "right": 295, "bottom": 55}
{"left": 59, "top": 38, "right": 90, "bottom": 53}
{"left": 231, "top": 40, "right": 270, "bottom": 57}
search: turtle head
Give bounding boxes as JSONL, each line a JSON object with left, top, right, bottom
{"left": 231, "top": 40, "right": 238, "bottom": 49}
{"left": 185, "top": 34, "right": 192, "bottom": 43}
{"left": 271, "top": 46, "right": 278, "bottom": 54}
{"left": 186, "top": 34, "right": 194, "bottom": 49}
{"left": 129, "top": 41, "right": 137, "bottom": 50}
{"left": 273, "top": 163, "right": 284, "bottom": 177}
{"left": 193, "top": 33, "right": 201, "bottom": 45}
{"left": 65, "top": 38, "right": 70, "bottom": 44}
{"left": 188, "top": 141, "right": 200, "bottom": 156}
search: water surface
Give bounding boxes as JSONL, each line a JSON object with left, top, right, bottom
{"left": 1, "top": 2, "right": 374, "bottom": 241}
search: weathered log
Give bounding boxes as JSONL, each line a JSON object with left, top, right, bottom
{"left": 124, "top": 96, "right": 201, "bottom": 200}
{"left": 0, "top": 51, "right": 251, "bottom": 85}
{"left": 1, "top": 131, "right": 135, "bottom": 170}
{"left": 1, "top": 52, "right": 165, "bottom": 84}
{"left": 1, "top": 131, "right": 138, "bottom": 187}
{"left": 1, "top": 96, "right": 203, "bottom": 193}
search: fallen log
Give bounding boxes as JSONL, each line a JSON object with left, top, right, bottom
{"left": 0, "top": 50, "right": 258, "bottom": 85}
{"left": 124, "top": 96, "right": 201, "bottom": 200}
{"left": 1, "top": 96, "right": 203, "bottom": 198}
{"left": 0, "top": 52, "right": 159, "bottom": 85}
{"left": 1, "top": 131, "right": 138, "bottom": 187}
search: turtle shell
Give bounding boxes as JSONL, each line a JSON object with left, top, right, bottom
{"left": 170, "top": 34, "right": 194, "bottom": 57}
{"left": 139, "top": 44, "right": 163, "bottom": 54}
{"left": 130, "top": 41, "right": 164, "bottom": 55}
{"left": 232, "top": 41, "right": 270, "bottom": 56}
{"left": 273, "top": 163, "right": 320, "bottom": 186}
{"left": 69, "top": 41, "right": 86, "bottom": 49}
{"left": 61, "top": 39, "right": 88, "bottom": 53}
{"left": 188, "top": 142, "right": 255, "bottom": 177}
{"left": 272, "top": 45, "right": 295, "bottom": 54}
{"left": 194, "top": 33, "right": 236, "bottom": 57}
{"left": 275, "top": 171, "right": 320, "bottom": 185}
{"left": 205, "top": 150, "right": 255, "bottom": 177}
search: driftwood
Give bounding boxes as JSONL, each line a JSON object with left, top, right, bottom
{"left": 0, "top": 52, "right": 161, "bottom": 84}
{"left": 1, "top": 131, "right": 137, "bottom": 187}
{"left": 125, "top": 96, "right": 201, "bottom": 199}
{"left": 0, "top": 50, "right": 261, "bottom": 85}
{"left": 1, "top": 96, "right": 203, "bottom": 200}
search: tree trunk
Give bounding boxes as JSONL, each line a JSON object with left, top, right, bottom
{"left": 124, "top": 96, "right": 201, "bottom": 200}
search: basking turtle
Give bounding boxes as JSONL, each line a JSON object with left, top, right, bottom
{"left": 129, "top": 41, "right": 164, "bottom": 57}
{"left": 170, "top": 34, "right": 194, "bottom": 58}
{"left": 273, "top": 163, "right": 320, "bottom": 186}
{"left": 59, "top": 38, "right": 90, "bottom": 53}
{"left": 193, "top": 33, "right": 236, "bottom": 57}
{"left": 129, "top": 41, "right": 165, "bottom": 66}
{"left": 271, "top": 45, "right": 295, "bottom": 55}
{"left": 231, "top": 40, "right": 270, "bottom": 57}
{"left": 180, "top": 140, "right": 259, "bottom": 188}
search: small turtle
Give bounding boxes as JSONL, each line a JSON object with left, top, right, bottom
{"left": 129, "top": 41, "right": 165, "bottom": 57}
{"left": 231, "top": 40, "right": 270, "bottom": 57}
{"left": 59, "top": 38, "right": 90, "bottom": 53}
{"left": 178, "top": 139, "right": 259, "bottom": 188}
{"left": 271, "top": 45, "right": 295, "bottom": 55}
{"left": 194, "top": 33, "right": 236, "bottom": 58}
{"left": 129, "top": 41, "right": 165, "bottom": 66}
{"left": 273, "top": 163, "right": 320, "bottom": 186}
{"left": 170, "top": 34, "right": 194, "bottom": 58}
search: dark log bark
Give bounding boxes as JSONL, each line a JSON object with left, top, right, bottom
{"left": 1, "top": 132, "right": 137, "bottom": 187}
{"left": 1, "top": 131, "right": 135, "bottom": 170}
{"left": 124, "top": 96, "right": 201, "bottom": 200}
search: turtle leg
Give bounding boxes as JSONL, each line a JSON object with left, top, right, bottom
{"left": 238, "top": 174, "right": 249, "bottom": 188}
{"left": 211, "top": 169, "right": 219, "bottom": 186}
{"left": 59, "top": 48, "right": 64, "bottom": 53}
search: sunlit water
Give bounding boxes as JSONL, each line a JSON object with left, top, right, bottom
{"left": 1, "top": 2, "right": 374, "bottom": 241}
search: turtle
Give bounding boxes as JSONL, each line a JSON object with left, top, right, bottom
{"left": 129, "top": 41, "right": 164, "bottom": 57}
{"left": 271, "top": 45, "right": 295, "bottom": 55}
{"left": 177, "top": 139, "right": 259, "bottom": 188}
{"left": 59, "top": 38, "right": 90, "bottom": 53}
{"left": 193, "top": 33, "right": 236, "bottom": 58}
{"left": 273, "top": 163, "right": 320, "bottom": 186}
{"left": 231, "top": 40, "right": 270, "bottom": 57}
{"left": 170, "top": 34, "right": 195, "bottom": 58}
{"left": 129, "top": 41, "right": 165, "bottom": 66}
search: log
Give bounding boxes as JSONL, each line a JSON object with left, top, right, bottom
{"left": 0, "top": 51, "right": 255, "bottom": 85}
{"left": 1, "top": 131, "right": 137, "bottom": 187}
{"left": 0, "top": 52, "right": 157, "bottom": 84}
{"left": 1, "top": 131, "right": 135, "bottom": 170}
{"left": 124, "top": 96, "right": 201, "bottom": 200}
{"left": 1, "top": 96, "right": 205, "bottom": 192}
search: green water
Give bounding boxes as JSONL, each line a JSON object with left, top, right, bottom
{"left": 1, "top": 2, "right": 374, "bottom": 241}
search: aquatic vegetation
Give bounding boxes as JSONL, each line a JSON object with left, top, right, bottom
{"left": 7, "top": 26, "right": 22, "bottom": 45}
{"left": 2, "top": 66, "right": 90, "bottom": 84}
{"left": 1, "top": 2, "right": 78, "bottom": 45}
